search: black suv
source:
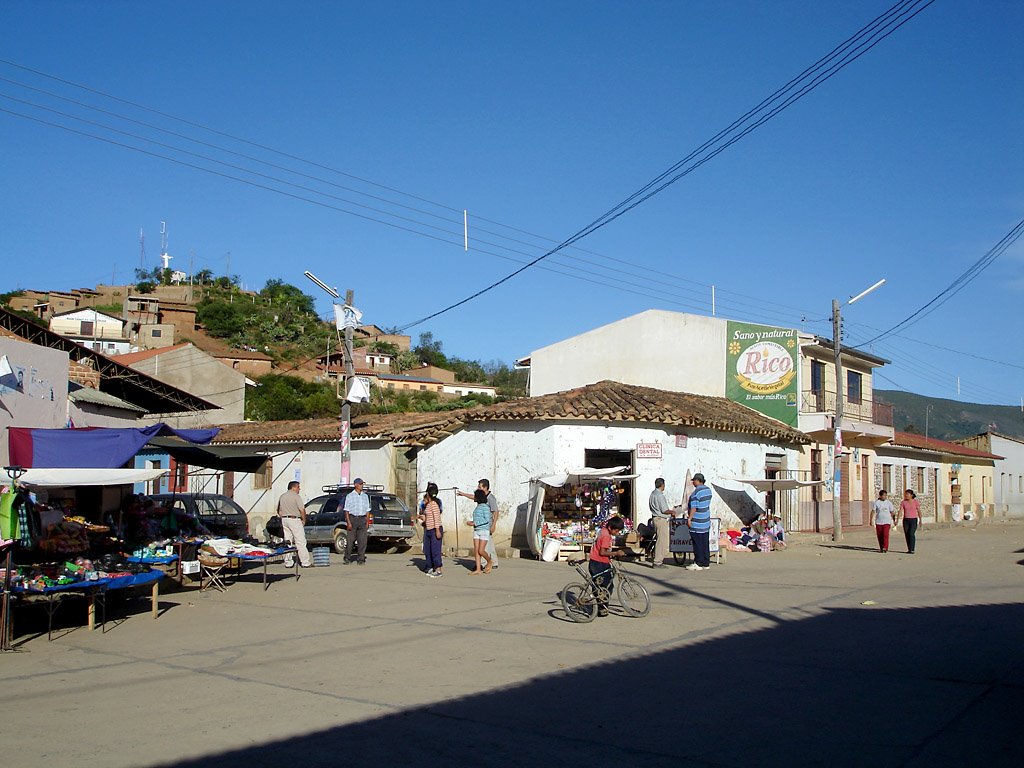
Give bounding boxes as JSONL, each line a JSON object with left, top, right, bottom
{"left": 266, "top": 484, "right": 415, "bottom": 554}
{"left": 149, "top": 493, "right": 250, "bottom": 539}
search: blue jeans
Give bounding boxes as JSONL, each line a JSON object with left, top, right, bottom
{"left": 424, "top": 526, "right": 443, "bottom": 570}
{"left": 589, "top": 560, "right": 613, "bottom": 609}
{"left": 902, "top": 518, "right": 918, "bottom": 553}
{"left": 690, "top": 530, "right": 710, "bottom": 567}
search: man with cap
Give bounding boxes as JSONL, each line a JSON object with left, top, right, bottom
{"left": 343, "top": 478, "right": 371, "bottom": 564}
{"left": 685, "top": 472, "right": 713, "bottom": 571}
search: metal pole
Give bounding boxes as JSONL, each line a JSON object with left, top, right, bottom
{"left": 832, "top": 298, "right": 844, "bottom": 542}
{"left": 341, "top": 289, "right": 355, "bottom": 485}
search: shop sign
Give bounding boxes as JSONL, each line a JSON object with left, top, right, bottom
{"left": 637, "top": 442, "right": 662, "bottom": 459}
{"left": 726, "top": 320, "right": 799, "bottom": 427}
{"left": 674, "top": 433, "right": 688, "bottom": 448}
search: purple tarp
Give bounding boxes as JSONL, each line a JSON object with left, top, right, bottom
{"left": 8, "top": 424, "right": 219, "bottom": 469}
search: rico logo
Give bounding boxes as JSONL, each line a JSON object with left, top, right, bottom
{"left": 734, "top": 341, "right": 795, "bottom": 394}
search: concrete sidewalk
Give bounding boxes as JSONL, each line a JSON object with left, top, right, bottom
{"left": 4, "top": 523, "right": 1023, "bottom": 767}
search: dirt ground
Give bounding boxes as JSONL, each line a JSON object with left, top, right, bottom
{"left": 3, "top": 522, "right": 1023, "bottom": 767}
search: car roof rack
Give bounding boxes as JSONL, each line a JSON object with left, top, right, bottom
{"left": 321, "top": 483, "right": 385, "bottom": 494}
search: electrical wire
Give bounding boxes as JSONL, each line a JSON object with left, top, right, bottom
{"left": 853, "top": 216, "right": 1024, "bottom": 347}
{"left": 396, "top": 0, "right": 935, "bottom": 331}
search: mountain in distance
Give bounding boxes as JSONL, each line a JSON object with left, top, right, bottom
{"left": 874, "top": 390, "right": 1024, "bottom": 442}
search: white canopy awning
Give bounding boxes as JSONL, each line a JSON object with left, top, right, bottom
{"left": 732, "top": 477, "right": 824, "bottom": 492}
{"left": 17, "top": 468, "right": 168, "bottom": 488}
{"left": 534, "top": 466, "right": 638, "bottom": 488}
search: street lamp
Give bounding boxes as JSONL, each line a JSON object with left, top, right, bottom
{"left": 831, "top": 278, "right": 885, "bottom": 542}
{"left": 305, "top": 271, "right": 355, "bottom": 485}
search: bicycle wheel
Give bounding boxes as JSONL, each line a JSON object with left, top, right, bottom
{"left": 618, "top": 575, "right": 651, "bottom": 617}
{"left": 562, "top": 582, "right": 597, "bottom": 623}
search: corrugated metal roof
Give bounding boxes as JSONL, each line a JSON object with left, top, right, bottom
{"left": 68, "top": 385, "right": 148, "bottom": 413}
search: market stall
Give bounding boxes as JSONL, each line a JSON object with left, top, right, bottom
{"left": 525, "top": 466, "right": 638, "bottom": 561}
{"left": 1, "top": 466, "right": 172, "bottom": 645}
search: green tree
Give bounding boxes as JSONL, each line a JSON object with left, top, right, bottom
{"left": 196, "top": 299, "right": 246, "bottom": 338}
{"left": 414, "top": 332, "right": 448, "bottom": 368}
{"left": 393, "top": 350, "right": 421, "bottom": 373}
{"left": 261, "top": 279, "right": 315, "bottom": 314}
{"left": 246, "top": 374, "right": 342, "bottom": 421}
{"left": 194, "top": 268, "right": 214, "bottom": 285}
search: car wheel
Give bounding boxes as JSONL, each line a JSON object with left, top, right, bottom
{"left": 333, "top": 529, "right": 348, "bottom": 555}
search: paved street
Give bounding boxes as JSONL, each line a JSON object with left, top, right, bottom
{"left": 4, "top": 523, "right": 1023, "bottom": 768}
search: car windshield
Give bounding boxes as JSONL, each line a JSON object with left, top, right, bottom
{"left": 197, "top": 497, "right": 244, "bottom": 515}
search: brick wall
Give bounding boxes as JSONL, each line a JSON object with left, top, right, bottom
{"left": 69, "top": 360, "right": 100, "bottom": 389}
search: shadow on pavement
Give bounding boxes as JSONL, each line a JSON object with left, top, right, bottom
{"left": 149, "top": 601, "right": 1024, "bottom": 768}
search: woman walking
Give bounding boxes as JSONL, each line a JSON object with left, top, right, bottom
{"left": 899, "top": 489, "right": 921, "bottom": 554}
{"left": 870, "top": 489, "right": 894, "bottom": 553}
{"left": 419, "top": 482, "right": 444, "bottom": 577}
{"left": 465, "top": 488, "right": 493, "bottom": 574}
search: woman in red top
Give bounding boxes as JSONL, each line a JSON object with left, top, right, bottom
{"left": 589, "top": 516, "right": 625, "bottom": 617}
{"left": 898, "top": 489, "right": 921, "bottom": 554}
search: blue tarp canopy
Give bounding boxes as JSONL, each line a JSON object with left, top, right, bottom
{"left": 8, "top": 423, "right": 219, "bottom": 469}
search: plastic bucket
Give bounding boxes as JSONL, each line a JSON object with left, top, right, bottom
{"left": 312, "top": 546, "right": 331, "bottom": 567}
{"left": 541, "top": 537, "right": 562, "bottom": 562}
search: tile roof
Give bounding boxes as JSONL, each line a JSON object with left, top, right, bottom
{"left": 891, "top": 431, "right": 1002, "bottom": 460}
{"left": 211, "top": 411, "right": 454, "bottom": 445}
{"left": 112, "top": 343, "right": 192, "bottom": 365}
{"left": 212, "top": 380, "right": 809, "bottom": 448}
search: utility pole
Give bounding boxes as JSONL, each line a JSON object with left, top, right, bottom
{"left": 830, "top": 278, "right": 886, "bottom": 543}
{"left": 341, "top": 289, "right": 355, "bottom": 485}
{"left": 832, "top": 298, "right": 844, "bottom": 542}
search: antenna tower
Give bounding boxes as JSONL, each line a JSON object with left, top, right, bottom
{"left": 139, "top": 228, "right": 145, "bottom": 267}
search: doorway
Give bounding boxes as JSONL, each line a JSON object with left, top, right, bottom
{"left": 583, "top": 449, "right": 635, "bottom": 522}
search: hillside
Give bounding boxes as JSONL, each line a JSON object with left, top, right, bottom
{"left": 874, "top": 390, "right": 1024, "bottom": 442}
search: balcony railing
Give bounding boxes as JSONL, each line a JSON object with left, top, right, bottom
{"left": 801, "top": 389, "right": 893, "bottom": 427}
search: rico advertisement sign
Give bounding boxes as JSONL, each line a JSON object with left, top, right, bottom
{"left": 726, "top": 321, "right": 799, "bottom": 426}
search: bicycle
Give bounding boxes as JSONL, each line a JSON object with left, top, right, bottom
{"left": 561, "top": 557, "right": 651, "bottom": 622}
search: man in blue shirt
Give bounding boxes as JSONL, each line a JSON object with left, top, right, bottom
{"left": 343, "top": 477, "right": 372, "bottom": 565}
{"left": 686, "top": 473, "right": 712, "bottom": 571}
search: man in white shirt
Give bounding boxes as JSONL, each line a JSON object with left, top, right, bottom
{"left": 343, "top": 478, "right": 371, "bottom": 565}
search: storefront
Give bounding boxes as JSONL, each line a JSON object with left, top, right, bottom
{"left": 526, "top": 466, "right": 638, "bottom": 560}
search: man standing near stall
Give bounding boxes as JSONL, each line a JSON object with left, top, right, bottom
{"left": 343, "top": 477, "right": 371, "bottom": 565}
{"left": 277, "top": 481, "right": 311, "bottom": 569}
{"left": 685, "top": 473, "right": 713, "bottom": 571}
{"left": 648, "top": 478, "right": 672, "bottom": 567}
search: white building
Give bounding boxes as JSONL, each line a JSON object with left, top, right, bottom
{"left": 521, "top": 309, "right": 895, "bottom": 532}
{"left": 48, "top": 308, "right": 130, "bottom": 356}
{"left": 955, "top": 432, "right": 1024, "bottom": 518}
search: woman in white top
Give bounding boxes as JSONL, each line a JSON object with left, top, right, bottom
{"left": 870, "top": 489, "right": 895, "bottom": 553}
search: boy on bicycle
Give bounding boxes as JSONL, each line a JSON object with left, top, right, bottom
{"left": 590, "top": 516, "right": 626, "bottom": 617}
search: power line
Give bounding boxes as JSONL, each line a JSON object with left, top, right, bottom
{"left": 0, "top": 79, "right": 824, "bottom": 325}
{"left": 853, "top": 216, "right": 1024, "bottom": 347}
{"left": 397, "top": 0, "right": 935, "bottom": 331}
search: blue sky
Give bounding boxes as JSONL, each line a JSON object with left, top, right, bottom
{"left": 1, "top": 1, "right": 1021, "bottom": 406}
